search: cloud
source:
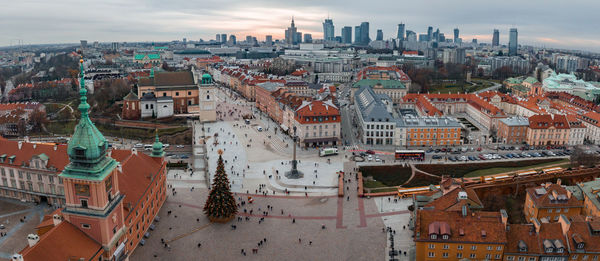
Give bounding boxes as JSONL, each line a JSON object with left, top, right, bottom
{"left": 0, "top": 0, "right": 598, "bottom": 52}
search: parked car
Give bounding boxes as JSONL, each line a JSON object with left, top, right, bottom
{"left": 366, "top": 150, "right": 376, "bottom": 155}
{"left": 477, "top": 147, "right": 482, "bottom": 151}
{"left": 367, "top": 155, "right": 373, "bottom": 161}
{"left": 432, "top": 155, "right": 442, "bottom": 159}
{"left": 459, "top": 156, "right": 467, "bottom": 161}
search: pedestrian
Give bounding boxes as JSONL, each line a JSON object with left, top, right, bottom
{"left": 309, "top": 241, "right": 312, "bottom": 245}
{"left": 299, "top": 238, "right": 301, "bottom": 243}
{"left": 197, "top": 243, "right": 201, "bottom": 248}
{"left": 293, "top": 218, "right": 296, "bottom": 223}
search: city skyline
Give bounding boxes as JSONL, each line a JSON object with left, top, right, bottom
{"left": 1, "top": 0, "right": 600, "bottom": 52}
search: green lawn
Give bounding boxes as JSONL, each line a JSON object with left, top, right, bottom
{"left": 363, "top": 180, "right": 387, "bottom": 188}
{"left": 368, "top": 187, "right": 399, "bottom": 193}
{"left": 463, "top": 159, "right": 570, "bottom": 177}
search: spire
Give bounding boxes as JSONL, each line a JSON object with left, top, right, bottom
{"left": 291, "top": 16, "right": 295, "bottom": 28}
{"left": 151, "top": 129, "right": 164, "bottom": 157}
{"left": 78, "top": 59, "right": 90, "bottom": 119}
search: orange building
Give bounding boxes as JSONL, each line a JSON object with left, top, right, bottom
{"left": 137, "top": 70, "right": 198, "bottom": 114}
{"left": 526, "top": 114, "right": 570, "bottom": 146}
{"left": 498, "top": 116, "right": 529, "bottom": 144}
{"left": 524, "top": 181, "right": 583, "bottom": 223}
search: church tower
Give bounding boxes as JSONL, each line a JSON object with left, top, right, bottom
{"left": 198, "top": 73, "right": 216, "bottom": 122}
{"left": 59, "top": 60, "right": 126, "bottom": 259}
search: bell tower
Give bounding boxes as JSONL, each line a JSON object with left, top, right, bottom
{"left": 59, "top": 60, "right": 126, "bottom": 259}
{"left": 198, "top": 73, "right": 216, "bottom": 122}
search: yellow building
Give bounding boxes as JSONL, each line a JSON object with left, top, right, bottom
{"left": 524, "top": 181, "right": 583, "bottom": 223}
{"left": 414, "top": 207, "right": 507, "bottom": 260}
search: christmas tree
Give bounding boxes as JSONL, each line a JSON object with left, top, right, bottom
{"left": 204, "top": 150, "right": 237, "bottom": 222}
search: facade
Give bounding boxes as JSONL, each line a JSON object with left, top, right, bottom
{"left": 526, "top": 114, "right": 570, "bottom": 146}
{"left": 524, "top": 182, "right": 583, "bottom": 223}
{"left": 15, "top": 62, "right": 167, "bottom": 261}
{"left": 140, "top": 93, "right": 174, "bottom": 119}
{"left": 351, "top": 66, "right": 411, "bottom": 105}
{"left": 294, "top": 100, "right": 341, "bottom": 148}
{"left": 397, "top": 23, "right": 405, "bottom": 41}
{"left": 137, "top": 69, "right": 198, "bottom": 114}
{"left": 575, "top": 178, "right": 600, "bottom": 218}
{"left": 542, "top": 72, "right": 600, "bottom": 101}
{"left": 566, "top": 115, "right": 586, "bottom": 145}
{"left": 396, "top": 111, "right": 462, "bottom": 147}
{"left": 360, "top": 22, "right": 370, "bottom": 45}
{"left": 498, "top": 116, "right": 529, "bottom": 144}
{"left": 121, "top": 92, "right": 141, "bottom": 120}
{"left": 285, "top": 18, "right": 299, "bottom": 45}
{"left": 414, "top": 208, "right": 507, "bottom": 261}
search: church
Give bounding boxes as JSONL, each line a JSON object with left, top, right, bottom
{"left": 13, "top": 60, "right": 168, "bottom": 261}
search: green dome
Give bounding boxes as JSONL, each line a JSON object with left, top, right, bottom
{"left": 201, "top": 73, "right": 212, "bottom": 84}
{"left": 61, "top": 60, "right": 117, "bottom": 181}
{"left": 151, "top": 132, "right": 164, "bottom": 157}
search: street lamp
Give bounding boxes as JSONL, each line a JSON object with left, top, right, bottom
{"left": 285, "top": 126, "right": 303, "bottom": 179}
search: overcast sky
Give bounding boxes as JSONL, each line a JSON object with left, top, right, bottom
{"left": 2, "top": 0, "right": 599, "bottom": 52}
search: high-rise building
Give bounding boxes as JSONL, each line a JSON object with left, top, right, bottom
{"left": 406, "top": 30, "right": 417, "bottom": 42}
{"left": 111, "top": 42, "right": 119, "bottom": 51}
{"left": 342, "top": 26, "right": 352, "bottom": 44}
{"left": 354, "top": 26, "right": 361, "bottom": 44}
{"left": 80, "top": 40, "right": 87, "bottom": 49}
{"left": 216, "top": 34, "right": 221, "bottom": 42}
{"left": 397, "top": 23, "right": 405, "bottom": 41}
{"left": 509, "top": 28, "right": 518, "bottom": 56}
{"left": 492, "top": 29, "right": 500, "bottom": 47}
{"left": 295, "top": 32, "right": 302, "bottom": 44}
{"left": 183, "top": 38, "right": 187, "bottom": 45}
{"left": 246, "top": 35, "right": 253, "bottom": 43}
{"left": 427, "top": 26, "right": 433, "bottom": 41}
{"left": 376, "top": 29, "right": 383, "bottom": 41}
{"left": 265, "top": 35, "right": 273, "bottom": 45}
{"left": 285, "top": 17, "right": 298, "bottom": 45}
{"left": 323, "top": 19, "right": 335, "bottom": 41}
{"left": 228, "top": 35, "right": 236, "bottom": 45}
{"left": 221, "top": 34, "right": 227, "bottom": 43}
{"left": 453, "top": 28, "right": 459, "bottom": 43}
{"left": 360, "top": 22, "right": 370, "bottom": 45}
{"left": 303, "top": 33, "right": 312, "bottom": 43}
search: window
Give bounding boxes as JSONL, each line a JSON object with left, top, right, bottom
{"left": 188, "top": 91, "right": 192, "bottom": 95}
{"left": 506, "top": 256, "right": 514, "bottom": 261}
{"left": 518, "top": 257, "right": 525, "bottom": 261}
{"left": 442, "top": 252, "right": 448, "bottom": 258}
{"left": 548, "top": 209, "right": 552, "bottom": 213}
{"left": 443, "top": 244, "right": 449, "bottom": 249}
{"left": 497, "top": 246, "right": 502, "bottom": 251}
{"left": 428, "top": 252, "right": 435, "bottom": 257}
{"left": 175, "top": 92, "right": 179, "bottom": 96}
{"left": 485, "top": 254, "right": 491, "bottom": 259}
{"left": 528, "top": 258, "right": 535, "bottom": 261}
{"left": 470, "top": 253, "right": 476, "bottom": 259}
{"left": 81, "top": 199, "right": 88, "bottom": 208}
{"left": 457, "top": 253, "right": 463, "bottom": 258}
{"left": 487, "top": 246, "right": 493, "bottom": 250}
{"left": 471, "top": 245, "right": 477, "bottom": 250}
{"left": 457, "top": 245, "right": 463, "bottom": 250}
{"left": 81, "top": 223, "right": 91, "bottom": 229}
{"left": 428, "top": 244, "right": 435, "bottom": 249}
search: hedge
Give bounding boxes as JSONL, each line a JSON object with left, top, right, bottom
{"left": 360, "top": 165, "right": 412, "bottom": 187}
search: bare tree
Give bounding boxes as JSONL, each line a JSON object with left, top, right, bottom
{"left": 570, "top": 146, "right": 600, "bottom": 168}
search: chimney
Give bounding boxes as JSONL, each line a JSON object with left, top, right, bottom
{"left": 53, "top": 144, "right": 57, "bottom": 151}
{"left": 11, "top": 254, "right": 23, "bottom": 261}
{"left": 117, "top": 164, "right": 123, "bottom": 173}
{"left": 18, "top": 141, "right": 23, "bottom": 150}
{"left": 131, "top": 147, "right": 137, "bottom": 155}
{"left": 557, "top": 178, "right": 562, "bottom": 185}
{"left": 32, "top": 143, "right": 36, "bottom": 149}
{"left": 52, "top": 214, "right": 62, "bottom": 226}
{"left": 500, "top": 209, "right": 509, "bottom": 230}
{"left": 27, "top": 234, "right": 39, "bottom": 247}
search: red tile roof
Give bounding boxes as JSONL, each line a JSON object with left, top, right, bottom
{"left": 295, "top": 100, "right": 340, "bottom": 124}
{"left": 20, "top": 221, "right": 103, "bottom": 261}
{"left": 415, "top": 209, "right": 507, "bottom": 244}
{"left": 528, "top": 114, "right": 570, "bottom": 129}
{"left": 0, "top": 139, "right": 69, "bottom": 172}
{"left": 526, "top": 183, "right": 583, "bottom": 208}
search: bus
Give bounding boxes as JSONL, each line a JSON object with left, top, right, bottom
{"left": 319, "top": 148, "right": 338, "bottom": 157}
{"left": 394, "top": 150, "right": 425, "bottom": 161}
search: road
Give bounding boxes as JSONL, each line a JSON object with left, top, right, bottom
{"left": 474, "top": 80, "right": 502, "bottom": 94}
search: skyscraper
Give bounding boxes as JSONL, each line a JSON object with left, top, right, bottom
{"left": 229, "top": 35, "right": 236, "bottom": 45}
{"left": 354, "top": 26, "right": 361, "bottom": 44}
{"left": 245, "top": 35, "right": 253, "bottom": 43}
{"left": 285, "top": 17, "right": 298, "bottom": 45}
{"left": 295, "top": 32, "right": 302, "bottom": 44}
{"left": 453, "top": 28, "right": 459, "bottom": 43}
{"left": 406, "top": 30, "right": 417, "bottom": 42}
{"left": 509, "top": 28, "right": 518, "bottom": 56}
{"left": 221, "top": 34, "right": 227, "bottom": 43}
{"left": 397, "top": 23, "right": 405, "bottom": 41}
{"left": 376, "top": 29, "right": 383, "bottom": 41}
{"left": 304, "top": 34, "right": 312, "bottom": 43}
{"left": 360, "top": 22, "right": 370, "bottom": 45}
{"left": 216, "top": 34, "right": 221, "bottom": 43}
{"left": 265, "top": 35, "right": 273, "bottom": 45}
{"left": 323, "top": 19, "right": 335, "bottom": 41}
{"left": 427, "top": 26, "right": 433, "bottom": 41}
{"left": 492, "top": 29, "right": 500, "bottom": 47}
{"left": 342, "top": 26, "right": 352, "bottom": 44}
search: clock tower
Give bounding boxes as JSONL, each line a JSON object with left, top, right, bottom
{"left": 198, "top": 73, "right": 216, "bottom": 122}
{"left": 59, "top": 60, "right": 126, "bottom": 260}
